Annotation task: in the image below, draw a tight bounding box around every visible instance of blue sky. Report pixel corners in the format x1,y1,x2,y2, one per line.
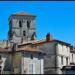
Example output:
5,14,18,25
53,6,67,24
0,1,75,45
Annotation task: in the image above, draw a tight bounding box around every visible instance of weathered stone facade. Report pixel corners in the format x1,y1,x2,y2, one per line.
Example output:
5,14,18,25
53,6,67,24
8,12,36,44
32,39,73,74
0,12,44,74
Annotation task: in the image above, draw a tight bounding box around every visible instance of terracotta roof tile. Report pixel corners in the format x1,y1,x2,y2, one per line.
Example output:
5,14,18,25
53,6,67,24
17,46,40,52
12,12,35,16
16,44,44,54
0,47,11,52
33,39,71,46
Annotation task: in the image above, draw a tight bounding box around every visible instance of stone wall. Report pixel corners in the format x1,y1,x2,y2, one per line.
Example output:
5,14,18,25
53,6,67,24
36,42,57,74
8,15,36,44
0,53,12,74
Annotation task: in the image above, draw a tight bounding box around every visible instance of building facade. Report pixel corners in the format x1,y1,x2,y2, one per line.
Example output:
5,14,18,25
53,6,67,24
0,43,44,74
32,35,71,74
70,47,75,65
0,12,44,74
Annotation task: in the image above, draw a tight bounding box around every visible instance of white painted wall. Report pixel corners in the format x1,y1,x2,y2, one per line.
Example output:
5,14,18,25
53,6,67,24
70,52,75,64
56,44,70,57
40,59,44,74
21,52,44,74
56,43,70,69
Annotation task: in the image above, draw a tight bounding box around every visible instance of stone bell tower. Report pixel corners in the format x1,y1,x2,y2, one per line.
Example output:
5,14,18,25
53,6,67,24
8,12,36,44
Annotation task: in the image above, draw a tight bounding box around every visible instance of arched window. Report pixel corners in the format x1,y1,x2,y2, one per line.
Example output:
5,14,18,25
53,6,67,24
19,21,22,27
27,21,31,29
23,31,26,36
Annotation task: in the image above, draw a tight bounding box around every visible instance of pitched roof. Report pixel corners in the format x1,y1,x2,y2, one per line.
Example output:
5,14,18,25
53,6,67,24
53,39,71,46
32,39,71,46
16,46,44,54
0,47,11,52
12,12,35,16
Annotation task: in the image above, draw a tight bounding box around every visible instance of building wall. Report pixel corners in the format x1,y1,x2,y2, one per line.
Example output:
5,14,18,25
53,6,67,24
70,52,75,64
21,52,44,74
37,42,57,74
12,52,22,74
56,43,70,69
0,53,12,74
37,42,71,74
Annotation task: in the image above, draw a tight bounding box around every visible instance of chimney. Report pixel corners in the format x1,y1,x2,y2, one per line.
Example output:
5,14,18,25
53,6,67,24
46,32,52,42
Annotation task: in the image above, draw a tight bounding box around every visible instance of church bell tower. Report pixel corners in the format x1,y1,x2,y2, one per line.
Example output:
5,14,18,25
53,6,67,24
8,12,36,44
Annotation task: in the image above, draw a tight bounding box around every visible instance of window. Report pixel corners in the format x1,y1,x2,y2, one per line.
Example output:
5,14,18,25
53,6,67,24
27,21,31,29
19,21,22,27
0,55,1,60
72,54,73,61
31,54,33,59
0,66,1,74
23,31,26,36
61,56,63,65
66,57,68,65
29,64,33,74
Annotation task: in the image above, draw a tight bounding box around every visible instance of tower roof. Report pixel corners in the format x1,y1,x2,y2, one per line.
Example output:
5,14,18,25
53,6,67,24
12,12,35,16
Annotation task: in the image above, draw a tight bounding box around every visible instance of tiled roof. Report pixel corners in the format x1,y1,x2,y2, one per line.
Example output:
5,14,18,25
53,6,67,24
0,47,11,52
16,46,44,53
12,12,35,16
32,39,71,46
53,39,71,46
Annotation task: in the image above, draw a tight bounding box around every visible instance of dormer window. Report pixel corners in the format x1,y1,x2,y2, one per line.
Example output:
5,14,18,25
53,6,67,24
19,21,22,27
27,21,31,29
